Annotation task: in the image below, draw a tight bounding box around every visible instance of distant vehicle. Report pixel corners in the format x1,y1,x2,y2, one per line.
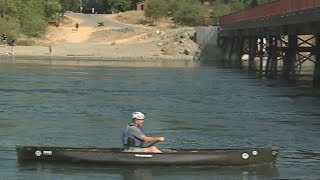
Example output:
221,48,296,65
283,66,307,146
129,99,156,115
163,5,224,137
48,22,59,27
66,11,74,13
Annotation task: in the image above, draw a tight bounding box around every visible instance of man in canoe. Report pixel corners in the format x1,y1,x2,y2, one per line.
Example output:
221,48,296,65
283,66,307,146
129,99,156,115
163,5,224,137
122,112,165,153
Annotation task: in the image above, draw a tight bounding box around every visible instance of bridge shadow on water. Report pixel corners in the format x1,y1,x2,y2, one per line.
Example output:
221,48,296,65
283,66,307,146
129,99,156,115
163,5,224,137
199,57,319,89
17,161,279,179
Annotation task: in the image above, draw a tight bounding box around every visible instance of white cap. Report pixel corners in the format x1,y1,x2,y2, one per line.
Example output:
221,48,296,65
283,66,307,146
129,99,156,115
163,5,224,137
132,112,145,120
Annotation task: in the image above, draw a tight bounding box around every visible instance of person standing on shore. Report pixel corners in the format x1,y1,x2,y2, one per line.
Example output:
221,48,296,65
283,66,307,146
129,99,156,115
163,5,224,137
7,39,16,55
1,34,7,46
75,23,79,31
48,45,52,55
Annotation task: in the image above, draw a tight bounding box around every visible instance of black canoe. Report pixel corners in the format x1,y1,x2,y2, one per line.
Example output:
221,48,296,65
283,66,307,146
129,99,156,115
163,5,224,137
16,146,278,166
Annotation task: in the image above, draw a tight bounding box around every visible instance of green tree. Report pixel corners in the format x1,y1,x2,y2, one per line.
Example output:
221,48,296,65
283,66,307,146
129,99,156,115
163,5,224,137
44,0,62,21
144,0,170,22
0,0,21,38
172,0,205,26
0,0,18,18
108,0,131,12
0,0,62,38
230,0,247,12
59,0,80,12
249,0,258,7
210,0,231,24
0,16,20,38
16,0,46,37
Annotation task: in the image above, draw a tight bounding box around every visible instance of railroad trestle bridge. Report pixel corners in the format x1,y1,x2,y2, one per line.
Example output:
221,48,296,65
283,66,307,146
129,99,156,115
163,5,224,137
217,0,320,87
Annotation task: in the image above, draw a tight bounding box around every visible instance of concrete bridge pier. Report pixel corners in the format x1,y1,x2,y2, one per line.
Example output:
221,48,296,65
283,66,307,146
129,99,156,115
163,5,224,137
313,34,320,88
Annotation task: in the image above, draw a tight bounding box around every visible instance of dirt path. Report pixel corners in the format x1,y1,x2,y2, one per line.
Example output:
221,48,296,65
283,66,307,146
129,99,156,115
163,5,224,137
45,13,153,44
39,13,169,58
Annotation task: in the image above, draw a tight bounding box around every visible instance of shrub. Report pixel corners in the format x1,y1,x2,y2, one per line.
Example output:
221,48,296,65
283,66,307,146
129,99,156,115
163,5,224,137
172,0,205,26
20,14,47,37
144,0,170,22
16,38,37,46
210,1,231,25
0,17,21,39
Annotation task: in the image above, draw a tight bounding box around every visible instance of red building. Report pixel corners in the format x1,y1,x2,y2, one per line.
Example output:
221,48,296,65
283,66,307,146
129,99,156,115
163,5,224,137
136,2,145,11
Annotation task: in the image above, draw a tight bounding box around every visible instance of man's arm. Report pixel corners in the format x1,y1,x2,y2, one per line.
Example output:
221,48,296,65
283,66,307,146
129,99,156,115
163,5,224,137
140,135,165,142
129,126,165,142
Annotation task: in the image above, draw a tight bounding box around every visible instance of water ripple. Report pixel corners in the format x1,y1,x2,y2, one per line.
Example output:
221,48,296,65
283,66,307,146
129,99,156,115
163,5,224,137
0,65,320,179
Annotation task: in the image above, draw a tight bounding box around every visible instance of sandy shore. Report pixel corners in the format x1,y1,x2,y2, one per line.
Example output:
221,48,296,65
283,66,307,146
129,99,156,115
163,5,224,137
0,13,199,67
0,43,197,67
0,55,199,68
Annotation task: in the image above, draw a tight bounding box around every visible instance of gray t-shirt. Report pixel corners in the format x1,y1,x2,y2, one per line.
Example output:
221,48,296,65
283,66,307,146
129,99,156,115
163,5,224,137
127,125,145,140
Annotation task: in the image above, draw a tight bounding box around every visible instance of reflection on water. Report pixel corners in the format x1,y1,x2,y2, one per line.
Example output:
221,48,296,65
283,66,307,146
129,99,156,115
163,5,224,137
17,162,279,180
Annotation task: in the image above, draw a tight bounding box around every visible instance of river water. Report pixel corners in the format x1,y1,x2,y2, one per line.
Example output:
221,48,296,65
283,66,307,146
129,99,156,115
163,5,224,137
0,63,320,179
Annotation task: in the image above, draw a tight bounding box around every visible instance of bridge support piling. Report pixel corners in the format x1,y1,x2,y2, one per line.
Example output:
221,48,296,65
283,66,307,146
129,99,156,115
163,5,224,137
225,37,242,67
248,36,257,71
238,37,245,66
220,37,227,64
265,36,279,78
283,35,297,79
226,37,234,67
222,37,232,67
230,37,240,67
258,37,265,75
271,36,279,77
313,34,320,88
266,36,277,77
233,37,242,67
227,37,233,60
219,37,227,64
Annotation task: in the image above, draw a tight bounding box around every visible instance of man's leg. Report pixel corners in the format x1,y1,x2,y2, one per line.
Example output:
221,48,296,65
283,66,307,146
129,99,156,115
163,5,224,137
146,146,162,153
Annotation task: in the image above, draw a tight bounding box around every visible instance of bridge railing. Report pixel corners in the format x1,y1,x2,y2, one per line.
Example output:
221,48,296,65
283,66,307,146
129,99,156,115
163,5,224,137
219,0,320,27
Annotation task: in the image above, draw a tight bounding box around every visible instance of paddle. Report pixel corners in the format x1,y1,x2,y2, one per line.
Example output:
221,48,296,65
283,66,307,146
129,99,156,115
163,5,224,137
145,140,160,148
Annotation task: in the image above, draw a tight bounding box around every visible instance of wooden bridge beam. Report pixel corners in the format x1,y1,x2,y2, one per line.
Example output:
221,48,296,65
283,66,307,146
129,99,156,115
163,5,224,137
313,34,320,88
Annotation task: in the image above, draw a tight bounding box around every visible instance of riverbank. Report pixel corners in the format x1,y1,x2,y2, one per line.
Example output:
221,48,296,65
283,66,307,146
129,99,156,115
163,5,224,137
0,43,198,67
0,56,199,67
0,12,200,67
0,52,199,67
